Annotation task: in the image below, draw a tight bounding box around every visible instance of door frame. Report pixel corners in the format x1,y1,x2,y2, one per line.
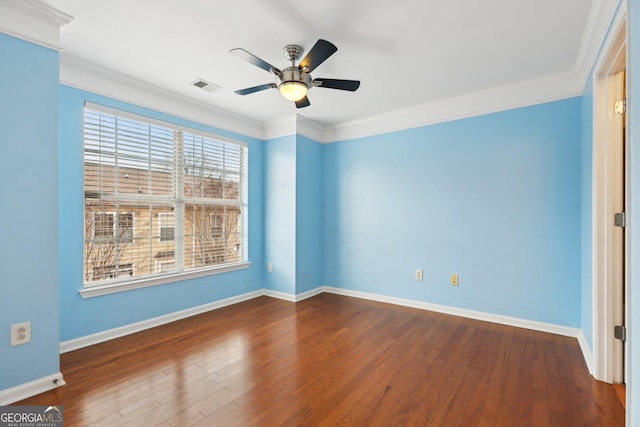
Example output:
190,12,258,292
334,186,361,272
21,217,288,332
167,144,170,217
592,6,627,384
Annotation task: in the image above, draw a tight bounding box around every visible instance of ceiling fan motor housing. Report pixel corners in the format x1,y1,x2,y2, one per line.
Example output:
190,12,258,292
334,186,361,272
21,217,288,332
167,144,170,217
280,66,311,89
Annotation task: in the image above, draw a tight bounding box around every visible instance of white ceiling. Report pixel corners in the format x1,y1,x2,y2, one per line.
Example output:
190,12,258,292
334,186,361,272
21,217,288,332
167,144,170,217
43,0,594,127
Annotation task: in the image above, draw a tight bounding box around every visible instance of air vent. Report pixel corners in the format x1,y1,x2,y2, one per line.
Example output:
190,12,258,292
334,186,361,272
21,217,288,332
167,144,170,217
191,78,221,92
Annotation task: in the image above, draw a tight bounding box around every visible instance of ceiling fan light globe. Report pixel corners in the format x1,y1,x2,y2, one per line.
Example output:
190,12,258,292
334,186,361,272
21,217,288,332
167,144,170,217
279,81,308,102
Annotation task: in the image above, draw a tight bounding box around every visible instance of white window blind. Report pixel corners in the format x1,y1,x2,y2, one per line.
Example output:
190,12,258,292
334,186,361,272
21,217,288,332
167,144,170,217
83,103,248,288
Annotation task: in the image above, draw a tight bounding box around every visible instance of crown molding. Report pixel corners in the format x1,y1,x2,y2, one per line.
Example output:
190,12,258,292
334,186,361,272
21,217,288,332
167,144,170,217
1,1,614,145
309,0,621,144
55,0,613,146
262,69,583,143
574,0,622,89
60,53,264,140
262,115,328,143
325,70,582,143
59,57,586,145
263,115,296,140
0,0,73,51
296,115,328,143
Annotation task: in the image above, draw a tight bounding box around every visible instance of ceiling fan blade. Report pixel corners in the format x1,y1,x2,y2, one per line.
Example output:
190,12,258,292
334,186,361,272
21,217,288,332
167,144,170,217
229,48,282,76
295,96,311,108
299,39,337,72
313,78,360,91
234,83,277,95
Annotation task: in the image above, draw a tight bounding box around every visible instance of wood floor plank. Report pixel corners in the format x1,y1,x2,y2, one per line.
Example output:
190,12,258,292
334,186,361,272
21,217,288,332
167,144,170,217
614,383,626,409
15,294,624,426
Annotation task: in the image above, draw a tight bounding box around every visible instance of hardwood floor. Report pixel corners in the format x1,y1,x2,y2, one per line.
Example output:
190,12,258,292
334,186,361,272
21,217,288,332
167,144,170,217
613,384,626,410
17,294,624,426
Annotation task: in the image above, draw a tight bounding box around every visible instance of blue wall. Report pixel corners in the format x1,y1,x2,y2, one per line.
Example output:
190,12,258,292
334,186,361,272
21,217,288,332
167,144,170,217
263,133,324,295
58,85,265,341
324,98,582,327
295,135,324,294
263,135,297,294
0,34,60,389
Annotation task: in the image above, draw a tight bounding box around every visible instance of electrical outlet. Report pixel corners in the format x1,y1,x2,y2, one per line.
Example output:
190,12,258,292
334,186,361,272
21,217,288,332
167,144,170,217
11,322,31,346
267,263,273,273
451,274,459,286
415,269,423,281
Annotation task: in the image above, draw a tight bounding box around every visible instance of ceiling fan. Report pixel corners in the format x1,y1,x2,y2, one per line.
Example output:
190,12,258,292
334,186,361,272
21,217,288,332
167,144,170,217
230,39,360,108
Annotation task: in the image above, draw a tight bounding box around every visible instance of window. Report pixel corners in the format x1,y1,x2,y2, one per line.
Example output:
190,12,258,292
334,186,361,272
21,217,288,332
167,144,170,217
93,212,133,243
157,260,176,273
210,212,223,237
159,213,175,242
83,103,248,289
93,263,134,281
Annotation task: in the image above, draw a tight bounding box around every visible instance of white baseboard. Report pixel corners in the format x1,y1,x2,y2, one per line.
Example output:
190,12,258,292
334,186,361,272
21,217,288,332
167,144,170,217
62,287,326,353
577,330,595,375
59,285,589,367
62,285,585,353
322,286,582,339
263,289,296,302
0,373,65,405
294,287,324,301
5,286,588,407
60,289,264,353
263,286,324,302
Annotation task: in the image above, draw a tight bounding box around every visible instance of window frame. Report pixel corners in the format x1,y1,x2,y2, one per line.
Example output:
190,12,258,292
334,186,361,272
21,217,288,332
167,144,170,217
81,102,250,299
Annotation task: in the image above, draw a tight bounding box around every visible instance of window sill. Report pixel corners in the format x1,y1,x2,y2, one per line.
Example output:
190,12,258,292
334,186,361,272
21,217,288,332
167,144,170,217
79,261,251,299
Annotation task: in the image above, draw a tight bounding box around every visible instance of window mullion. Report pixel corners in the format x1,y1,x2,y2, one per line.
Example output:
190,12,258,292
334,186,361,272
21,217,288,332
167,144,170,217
113,116,120,271
174,130,185,272
240,146,248,261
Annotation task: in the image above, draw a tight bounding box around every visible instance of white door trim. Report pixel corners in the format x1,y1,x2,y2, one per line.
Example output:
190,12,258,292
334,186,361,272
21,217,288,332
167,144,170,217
592,3,627,383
